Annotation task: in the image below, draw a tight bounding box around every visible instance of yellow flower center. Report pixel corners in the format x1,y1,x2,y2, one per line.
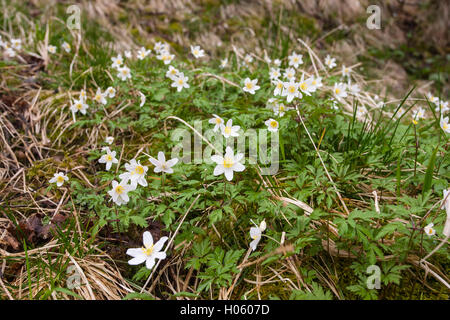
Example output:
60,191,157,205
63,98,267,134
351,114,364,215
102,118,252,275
194,50,199,55
412,119,418,125
135,165,144,175
223,157,234,168
178,79,184,85
57,176,64,183
279,105,285,111
300,83,307,90
335,88,340,94
289,86,296,94
115,185,124,194
277,82,283,89
76,103,82,110
215,118,222,124
270,121,278,128
224,126,231,135
141,244,154,256
246,82,253,89
117,59,122,65
443,123,448,130
106,154,112,161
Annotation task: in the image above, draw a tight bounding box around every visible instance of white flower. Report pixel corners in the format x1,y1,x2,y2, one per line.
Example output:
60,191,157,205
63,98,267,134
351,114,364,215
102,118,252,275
356,106,368,119
273,102,290,117
265,118,279,132
93,88,107,105
412,107,425,124
117,66,131,81
298,73,314,96
149,151,178,174
249,220,266,251
333,82,347,101
208,114,224,132
126,231,168,269
348,81,360,95
105,136,114,145
191,45,205,58
211,146,245,181
435,100,449,114
79,89,87,101
171,73,189,92
108,179,132,206
220,58,228,69
70,99,89,115
273,59,281,67
324,55,336,69
282,80,301,103
48,45,57,54
98,148,118,171
424,223,436,237
243,54,253,66
105,87,116,98
119,159,148,187
111,54,123,69
166,66,179,80
4,47,16,58
440,116,450,133
342,65,351,77
153,41,166,53
269,68,281,81
273,79,284,96
242,78,260,95
137,47,151,60
283,67,296,81
288,52,303,68
397,107,406,118
124,50,132,58
220,119,240,138
62,41,71,53
426,92,439,104
138,91,146,107
49,172,69,187
10,39,21,50
157,50,174,65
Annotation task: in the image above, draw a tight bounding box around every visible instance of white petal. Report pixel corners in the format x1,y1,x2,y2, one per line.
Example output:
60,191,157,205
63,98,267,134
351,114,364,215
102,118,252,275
166,158,178,167
149,157,160,167
153,251,167,260
224,168,234,181
128,255,147,265
233,162,245,172
211,155,223,164
145,257,156,269
143,231,153,247
126,248,143,258
213,165,225,176
153,236,168,252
